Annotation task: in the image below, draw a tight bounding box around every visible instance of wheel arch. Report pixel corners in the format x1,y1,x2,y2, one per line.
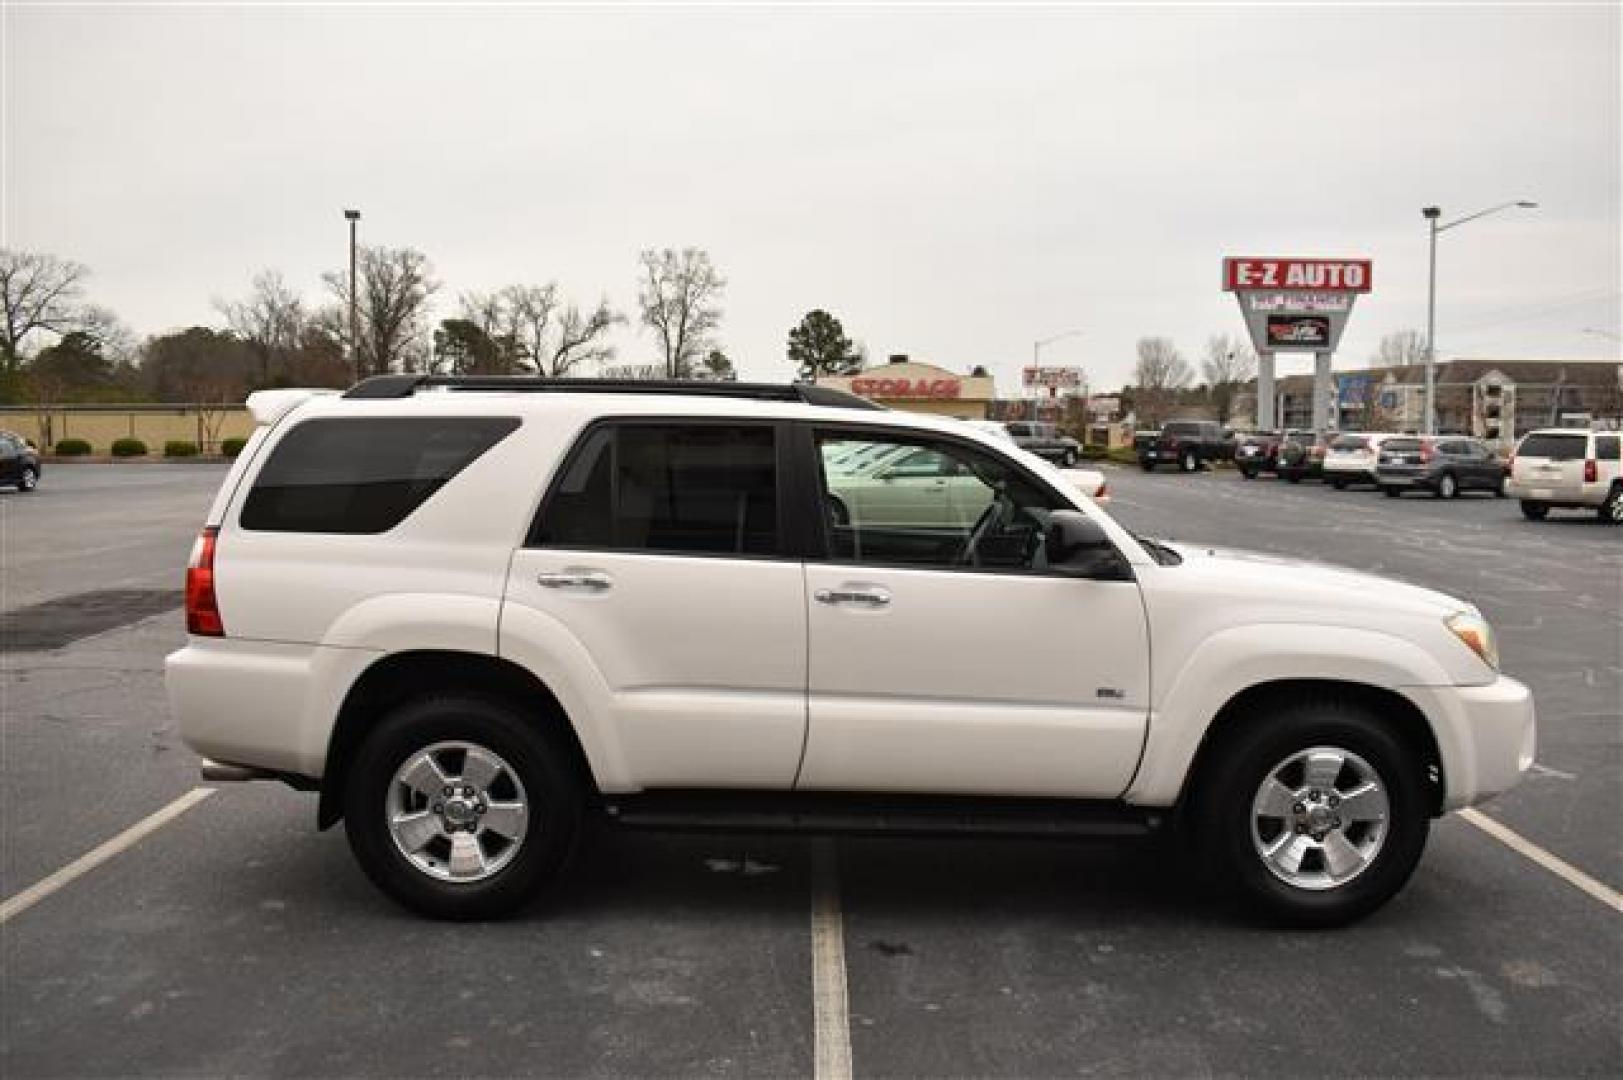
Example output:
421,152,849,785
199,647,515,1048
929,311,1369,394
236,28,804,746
318,650,598,829
1176,678,1445,819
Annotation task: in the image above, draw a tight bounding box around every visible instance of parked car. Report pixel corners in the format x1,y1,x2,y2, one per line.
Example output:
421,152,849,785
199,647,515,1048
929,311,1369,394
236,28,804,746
1275,431,1332,483
0,431,41,492
1134,420,1234,472
1376,437,1507,499
1003,421,1083,466
963,421,1108,501
1233,431,1284,479
168,375,1533,927
1505,428,1623,522
1323,433,1401,490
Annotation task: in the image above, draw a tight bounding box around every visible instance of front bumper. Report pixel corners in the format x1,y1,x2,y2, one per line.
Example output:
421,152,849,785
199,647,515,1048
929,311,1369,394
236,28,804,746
1401,676,1536,810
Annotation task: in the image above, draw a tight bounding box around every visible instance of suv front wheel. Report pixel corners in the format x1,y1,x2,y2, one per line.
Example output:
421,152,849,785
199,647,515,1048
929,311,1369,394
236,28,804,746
344,693,583,920
1193,698,1429,928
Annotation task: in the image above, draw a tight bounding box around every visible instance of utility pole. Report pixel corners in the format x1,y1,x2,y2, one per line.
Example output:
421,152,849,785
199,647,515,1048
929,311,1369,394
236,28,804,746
344,209,361,381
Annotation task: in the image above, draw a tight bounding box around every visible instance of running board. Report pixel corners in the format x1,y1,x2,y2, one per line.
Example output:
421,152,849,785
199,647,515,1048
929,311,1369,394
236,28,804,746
600,791,1165,839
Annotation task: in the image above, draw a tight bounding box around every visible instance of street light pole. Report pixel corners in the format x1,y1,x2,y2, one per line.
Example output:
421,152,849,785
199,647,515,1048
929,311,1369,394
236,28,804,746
344,209,361,381
1420,199,1537,434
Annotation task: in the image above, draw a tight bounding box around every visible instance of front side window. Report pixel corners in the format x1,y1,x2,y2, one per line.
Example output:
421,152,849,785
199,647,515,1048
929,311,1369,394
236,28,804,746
241,417,520,534
816,433,1063,570
534,423,778,557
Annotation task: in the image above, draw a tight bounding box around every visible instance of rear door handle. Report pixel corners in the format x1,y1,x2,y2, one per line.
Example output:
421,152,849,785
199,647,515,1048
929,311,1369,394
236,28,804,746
815,586,891,608
537,569,613,593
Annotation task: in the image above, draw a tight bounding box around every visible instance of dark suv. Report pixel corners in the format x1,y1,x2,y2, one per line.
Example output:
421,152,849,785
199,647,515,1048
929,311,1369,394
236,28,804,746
1275,431,1331,483
0,431,41,492
1377,437,1507,499
1134,420,1233,472
1003,421,1082,466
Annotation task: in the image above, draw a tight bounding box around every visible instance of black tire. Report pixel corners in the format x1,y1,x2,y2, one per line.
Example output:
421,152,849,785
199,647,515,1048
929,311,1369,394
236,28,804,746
1520,500,1549,521
1141,461,1155,472
1239,467,1257,480
344,693,584,920
1494,474,1508,499
17,466,38,492
1180,450,1198,473
1062,449,1078,468
1329,477,1347,490
1285,472,1302,484
1192,696,1431,928
1382,486,1400,498
1435,472,1458,500
1600,485,1623,525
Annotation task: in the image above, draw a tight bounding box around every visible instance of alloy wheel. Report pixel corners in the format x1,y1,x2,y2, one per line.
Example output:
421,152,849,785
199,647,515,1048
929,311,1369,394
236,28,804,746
386,740,530,882
1250,746,1389,891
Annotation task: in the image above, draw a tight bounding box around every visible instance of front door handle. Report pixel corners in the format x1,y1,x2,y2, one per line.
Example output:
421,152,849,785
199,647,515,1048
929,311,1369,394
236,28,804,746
537,569,613,593
814,586,891,608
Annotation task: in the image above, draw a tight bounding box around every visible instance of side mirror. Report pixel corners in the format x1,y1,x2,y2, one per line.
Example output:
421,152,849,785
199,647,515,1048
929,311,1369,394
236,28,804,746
1045,510,1131,580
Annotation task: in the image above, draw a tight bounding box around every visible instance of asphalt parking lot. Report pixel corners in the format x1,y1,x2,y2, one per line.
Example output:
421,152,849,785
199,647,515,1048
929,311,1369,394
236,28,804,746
2,463,1619,1078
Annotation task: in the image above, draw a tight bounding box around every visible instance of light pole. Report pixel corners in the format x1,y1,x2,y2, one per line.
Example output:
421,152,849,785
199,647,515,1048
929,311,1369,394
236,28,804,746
344,209,361,381
1032,329,1085,420
1422,200,1537,434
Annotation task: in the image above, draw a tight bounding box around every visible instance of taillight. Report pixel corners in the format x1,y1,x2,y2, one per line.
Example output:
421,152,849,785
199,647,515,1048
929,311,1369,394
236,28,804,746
186,526,224,636
1584,459,1598,483
1420,440,1434,464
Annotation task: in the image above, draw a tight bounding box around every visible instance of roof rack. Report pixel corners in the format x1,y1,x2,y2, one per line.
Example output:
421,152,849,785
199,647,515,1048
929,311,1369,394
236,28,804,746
341,374,883,411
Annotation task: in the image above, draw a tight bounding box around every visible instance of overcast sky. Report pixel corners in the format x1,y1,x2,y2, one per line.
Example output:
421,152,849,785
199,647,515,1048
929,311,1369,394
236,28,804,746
6,3,1619,393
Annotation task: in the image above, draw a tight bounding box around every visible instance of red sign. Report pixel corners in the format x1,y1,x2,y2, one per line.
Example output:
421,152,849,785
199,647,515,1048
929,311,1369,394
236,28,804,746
850,377,962,399
1223,258,1373,293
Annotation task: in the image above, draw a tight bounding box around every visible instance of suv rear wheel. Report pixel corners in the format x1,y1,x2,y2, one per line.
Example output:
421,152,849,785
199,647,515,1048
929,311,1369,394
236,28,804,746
1193,698,1429,928
1435,472,1459,500
1601,486,1623,524
1180,449,1198,473
344,694,583,920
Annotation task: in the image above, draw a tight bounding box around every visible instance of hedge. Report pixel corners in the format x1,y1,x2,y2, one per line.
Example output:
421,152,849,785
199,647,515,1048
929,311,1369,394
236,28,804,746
54,438,93,456
221,437,248,458
163,440,200,458
111,437,149,458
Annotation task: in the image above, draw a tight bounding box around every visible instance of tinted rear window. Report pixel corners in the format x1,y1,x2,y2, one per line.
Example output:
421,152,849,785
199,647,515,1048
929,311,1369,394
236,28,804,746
1330,436,1369,450
1383,438,1423,452
1517,433,1587,461
241,417,519,533
533,423,778,556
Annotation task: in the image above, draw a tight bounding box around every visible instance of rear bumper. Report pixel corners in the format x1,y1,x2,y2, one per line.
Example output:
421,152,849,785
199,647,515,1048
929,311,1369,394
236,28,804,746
1376,469,1433,489
1401,676,1536,810
1504,479,1599,506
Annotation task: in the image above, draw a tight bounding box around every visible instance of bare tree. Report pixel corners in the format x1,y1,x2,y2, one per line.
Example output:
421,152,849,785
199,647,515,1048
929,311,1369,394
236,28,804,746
544,297,621,377
638,248,724,378
324,246,440,377
1202,333,1257,423
1133,337,1192,427
1374,329,1427,368
0,250,90,372
216,271,306,386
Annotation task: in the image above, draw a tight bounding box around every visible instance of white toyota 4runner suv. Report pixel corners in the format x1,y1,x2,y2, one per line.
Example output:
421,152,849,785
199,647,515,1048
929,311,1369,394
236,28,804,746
167,377,1535,926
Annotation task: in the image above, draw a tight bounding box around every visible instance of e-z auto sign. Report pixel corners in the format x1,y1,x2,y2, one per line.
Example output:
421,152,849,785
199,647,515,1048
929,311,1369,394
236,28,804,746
1223,258,1373,293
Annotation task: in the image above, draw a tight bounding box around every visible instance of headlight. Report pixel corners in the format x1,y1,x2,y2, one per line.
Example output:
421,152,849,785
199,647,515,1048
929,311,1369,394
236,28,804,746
1446,612,1499,671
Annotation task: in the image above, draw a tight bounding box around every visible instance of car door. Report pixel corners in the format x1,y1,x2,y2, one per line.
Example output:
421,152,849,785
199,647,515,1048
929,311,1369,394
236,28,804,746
504,420,808,790
801,426,1151,798
0,436,19,484
1465,440,1499,490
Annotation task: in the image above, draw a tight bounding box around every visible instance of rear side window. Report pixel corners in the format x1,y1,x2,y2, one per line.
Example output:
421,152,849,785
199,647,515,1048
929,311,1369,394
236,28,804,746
1517,433,1587,461
241,417,519,534
1597,435,1620,460
534,423,778,556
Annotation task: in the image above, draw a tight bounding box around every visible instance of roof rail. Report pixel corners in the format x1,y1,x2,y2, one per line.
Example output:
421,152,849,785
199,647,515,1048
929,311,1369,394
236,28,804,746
341,374,884,411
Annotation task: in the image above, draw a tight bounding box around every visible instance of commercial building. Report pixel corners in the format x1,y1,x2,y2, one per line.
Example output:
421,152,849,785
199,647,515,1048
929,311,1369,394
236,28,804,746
1236,358,1621,440
817,356,996,419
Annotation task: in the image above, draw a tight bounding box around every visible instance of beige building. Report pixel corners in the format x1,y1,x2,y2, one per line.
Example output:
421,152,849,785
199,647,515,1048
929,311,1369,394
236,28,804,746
817,357,995,419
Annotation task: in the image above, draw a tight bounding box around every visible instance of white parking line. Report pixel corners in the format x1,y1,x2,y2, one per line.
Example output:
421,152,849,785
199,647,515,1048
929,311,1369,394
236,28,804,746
811,839,853,1080
0,787,216,924
1459,808,1623,915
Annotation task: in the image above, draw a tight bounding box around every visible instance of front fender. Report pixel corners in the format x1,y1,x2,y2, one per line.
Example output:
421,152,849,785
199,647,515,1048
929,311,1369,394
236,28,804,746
1125,623,1455,806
